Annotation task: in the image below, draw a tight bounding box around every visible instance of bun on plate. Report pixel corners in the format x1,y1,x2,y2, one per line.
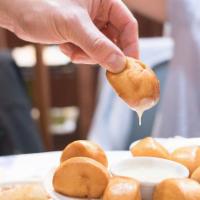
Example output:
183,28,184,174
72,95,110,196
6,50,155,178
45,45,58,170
153,178,200,200
0,184,48,200
53,157,110,198
171,146,200,174
191,166,200,183
130,137,169,159
103,176,141,200
106,57,160,113
60,140,108,167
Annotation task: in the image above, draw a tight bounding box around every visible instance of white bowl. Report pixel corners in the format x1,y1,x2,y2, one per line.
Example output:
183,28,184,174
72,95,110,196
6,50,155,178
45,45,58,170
111,157,189,200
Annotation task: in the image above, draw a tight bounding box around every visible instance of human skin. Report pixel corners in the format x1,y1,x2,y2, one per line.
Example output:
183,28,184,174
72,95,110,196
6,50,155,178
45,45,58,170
123,0,166,22
0,0,139,72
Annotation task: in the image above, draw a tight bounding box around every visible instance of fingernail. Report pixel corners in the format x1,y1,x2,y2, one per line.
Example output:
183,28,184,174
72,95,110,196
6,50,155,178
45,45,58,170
106,54,126,73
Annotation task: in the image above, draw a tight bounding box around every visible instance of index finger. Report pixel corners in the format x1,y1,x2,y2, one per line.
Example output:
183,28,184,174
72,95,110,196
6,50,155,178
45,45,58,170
108,0,139,58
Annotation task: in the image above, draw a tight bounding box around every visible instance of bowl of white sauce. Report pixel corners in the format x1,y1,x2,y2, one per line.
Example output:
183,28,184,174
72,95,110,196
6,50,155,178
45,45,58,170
111,157,189,200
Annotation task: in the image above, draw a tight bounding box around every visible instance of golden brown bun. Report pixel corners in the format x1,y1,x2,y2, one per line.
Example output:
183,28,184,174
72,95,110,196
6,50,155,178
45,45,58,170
106,57,160,112
130,137,169,159
103,176,141,200
60,140,108,167
53,157,110,198
153,178,200,200
171,146,200,174
0,184,48,200
191,166,200,183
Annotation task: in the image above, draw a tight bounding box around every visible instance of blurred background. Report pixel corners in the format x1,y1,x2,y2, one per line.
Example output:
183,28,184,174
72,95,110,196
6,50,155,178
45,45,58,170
0,5,172,155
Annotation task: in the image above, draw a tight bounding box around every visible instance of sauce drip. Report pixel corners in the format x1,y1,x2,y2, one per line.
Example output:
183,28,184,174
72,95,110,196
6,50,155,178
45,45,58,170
136,109,144,126
132,99,157,126
130,107,144,126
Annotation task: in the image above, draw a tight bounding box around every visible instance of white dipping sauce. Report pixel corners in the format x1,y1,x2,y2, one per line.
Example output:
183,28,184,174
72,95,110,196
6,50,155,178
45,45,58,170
119,166,181,183
111,158,189,184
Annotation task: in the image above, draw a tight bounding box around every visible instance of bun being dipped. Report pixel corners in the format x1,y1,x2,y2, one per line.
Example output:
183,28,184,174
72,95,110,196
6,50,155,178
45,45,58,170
106,57,160,125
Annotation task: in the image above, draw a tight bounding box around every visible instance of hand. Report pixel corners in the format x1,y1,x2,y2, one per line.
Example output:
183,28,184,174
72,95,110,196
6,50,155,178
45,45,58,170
4,0,139,72
124,0,166,22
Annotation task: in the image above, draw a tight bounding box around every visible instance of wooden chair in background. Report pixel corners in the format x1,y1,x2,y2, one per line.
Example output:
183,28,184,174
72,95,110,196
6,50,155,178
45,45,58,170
0,28,98,151
0,28,53,150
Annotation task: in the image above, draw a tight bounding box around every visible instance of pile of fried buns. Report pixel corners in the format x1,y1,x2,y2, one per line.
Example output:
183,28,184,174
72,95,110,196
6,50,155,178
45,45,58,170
131,137,200,200
53,140,141,199
53,138,200,200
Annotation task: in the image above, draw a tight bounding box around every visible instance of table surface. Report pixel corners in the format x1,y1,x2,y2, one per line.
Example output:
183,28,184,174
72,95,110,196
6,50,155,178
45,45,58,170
0,151,131,184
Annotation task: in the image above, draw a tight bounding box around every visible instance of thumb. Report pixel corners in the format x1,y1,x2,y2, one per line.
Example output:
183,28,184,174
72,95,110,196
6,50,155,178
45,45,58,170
70,15,126,73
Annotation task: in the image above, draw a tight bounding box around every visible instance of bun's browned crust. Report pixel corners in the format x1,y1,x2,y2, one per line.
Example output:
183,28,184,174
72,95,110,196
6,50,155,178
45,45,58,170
153,178,200,200
103,176,141,200
171,146,200,174
191,166,200,183
130,137,169,159
60,140,108,167
53,157,110,198
0,184,49,200
106,57,160,112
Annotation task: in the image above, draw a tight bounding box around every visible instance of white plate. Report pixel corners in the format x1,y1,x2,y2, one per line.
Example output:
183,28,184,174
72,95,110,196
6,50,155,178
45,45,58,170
0,180,42,190
43,168,100,200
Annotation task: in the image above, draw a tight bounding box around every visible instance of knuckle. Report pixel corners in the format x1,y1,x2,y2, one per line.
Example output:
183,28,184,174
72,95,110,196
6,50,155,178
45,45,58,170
21,14,32,27
90,37,110,58
61,12,82,40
